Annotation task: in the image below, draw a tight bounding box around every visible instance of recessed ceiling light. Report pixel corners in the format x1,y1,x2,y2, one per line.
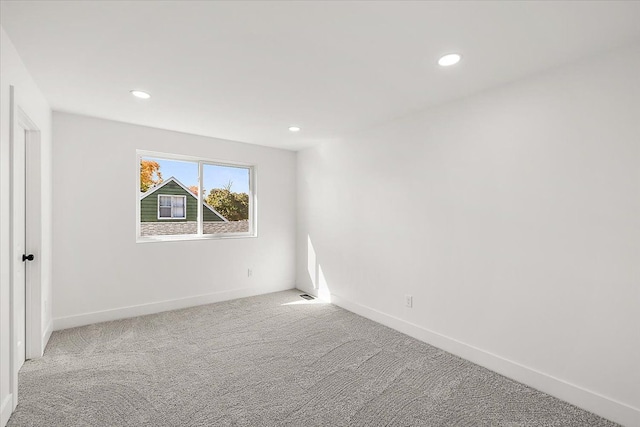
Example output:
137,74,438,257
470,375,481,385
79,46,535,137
288,126,301,132
438,53,462,67
130,90,151,99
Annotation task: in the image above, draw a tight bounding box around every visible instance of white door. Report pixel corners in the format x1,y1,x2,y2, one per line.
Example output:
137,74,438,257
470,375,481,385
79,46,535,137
13,125,27,372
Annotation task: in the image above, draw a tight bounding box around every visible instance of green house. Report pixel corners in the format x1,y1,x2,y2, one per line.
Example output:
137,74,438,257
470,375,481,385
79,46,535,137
140,177,227,222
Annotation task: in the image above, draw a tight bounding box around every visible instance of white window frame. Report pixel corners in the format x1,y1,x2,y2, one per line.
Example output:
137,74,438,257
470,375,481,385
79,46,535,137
157,195,187,220
137,150,257,242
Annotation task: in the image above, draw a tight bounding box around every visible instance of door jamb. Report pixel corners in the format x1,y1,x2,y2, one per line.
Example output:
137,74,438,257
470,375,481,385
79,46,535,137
9,86,42,412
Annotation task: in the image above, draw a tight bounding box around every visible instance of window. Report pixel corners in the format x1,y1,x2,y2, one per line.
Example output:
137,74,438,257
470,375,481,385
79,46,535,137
137,150,255,241
158,195,186,219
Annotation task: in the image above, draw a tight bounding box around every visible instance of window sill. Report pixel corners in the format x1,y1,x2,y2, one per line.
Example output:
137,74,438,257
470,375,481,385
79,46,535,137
136,233,257,243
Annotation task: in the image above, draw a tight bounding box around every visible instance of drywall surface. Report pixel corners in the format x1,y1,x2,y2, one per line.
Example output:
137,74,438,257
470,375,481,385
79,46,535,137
52,113,296,326
297,45,640,425
0,26,52,426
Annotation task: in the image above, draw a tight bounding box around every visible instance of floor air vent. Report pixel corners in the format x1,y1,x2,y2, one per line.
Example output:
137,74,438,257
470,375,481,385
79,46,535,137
300,294,315,300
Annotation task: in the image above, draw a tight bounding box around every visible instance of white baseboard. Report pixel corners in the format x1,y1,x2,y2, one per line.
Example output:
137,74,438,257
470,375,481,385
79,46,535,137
53,283,295,331
305,287,639,427
42,320,53,354
1,394,13,427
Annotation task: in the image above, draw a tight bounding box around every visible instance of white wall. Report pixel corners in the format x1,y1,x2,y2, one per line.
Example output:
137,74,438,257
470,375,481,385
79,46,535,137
297,45,640,426
52,113,296,328
0,26,53,426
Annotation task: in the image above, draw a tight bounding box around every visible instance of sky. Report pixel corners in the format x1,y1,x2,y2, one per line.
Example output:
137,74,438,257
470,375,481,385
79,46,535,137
144,157,250,194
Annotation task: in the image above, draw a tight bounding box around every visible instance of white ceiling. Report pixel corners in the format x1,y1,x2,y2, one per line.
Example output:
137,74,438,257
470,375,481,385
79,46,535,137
2,1,640,151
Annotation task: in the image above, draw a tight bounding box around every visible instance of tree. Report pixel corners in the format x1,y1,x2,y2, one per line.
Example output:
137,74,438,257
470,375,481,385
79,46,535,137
205,181,249,221
140,160,163,192
188,185,200,196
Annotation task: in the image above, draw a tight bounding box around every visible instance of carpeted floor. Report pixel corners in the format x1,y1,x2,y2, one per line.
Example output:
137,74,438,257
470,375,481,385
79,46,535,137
8,290,617,426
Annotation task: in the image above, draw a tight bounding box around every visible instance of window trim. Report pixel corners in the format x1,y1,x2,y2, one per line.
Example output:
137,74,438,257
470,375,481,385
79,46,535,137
136,150,257,242
157,195,187,220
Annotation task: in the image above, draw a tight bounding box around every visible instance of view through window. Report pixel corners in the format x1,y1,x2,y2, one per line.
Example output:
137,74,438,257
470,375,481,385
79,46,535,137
138,152,254,239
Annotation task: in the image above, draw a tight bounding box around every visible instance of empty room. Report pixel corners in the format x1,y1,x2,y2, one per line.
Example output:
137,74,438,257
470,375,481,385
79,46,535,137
1,1,638,426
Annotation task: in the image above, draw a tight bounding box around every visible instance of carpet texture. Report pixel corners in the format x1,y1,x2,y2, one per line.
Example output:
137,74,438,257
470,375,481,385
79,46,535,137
8,290,617,426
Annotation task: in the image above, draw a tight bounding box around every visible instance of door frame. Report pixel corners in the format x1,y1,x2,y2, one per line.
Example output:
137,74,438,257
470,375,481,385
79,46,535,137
9,85,43,411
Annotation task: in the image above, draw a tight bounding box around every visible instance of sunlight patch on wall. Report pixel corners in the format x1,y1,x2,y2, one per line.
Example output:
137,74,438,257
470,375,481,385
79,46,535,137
307,235,331,301
318,265,331,302
308,235,317,289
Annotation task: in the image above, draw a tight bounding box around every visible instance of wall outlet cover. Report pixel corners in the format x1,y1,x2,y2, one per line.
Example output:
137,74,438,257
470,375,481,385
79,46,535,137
405,295,413,308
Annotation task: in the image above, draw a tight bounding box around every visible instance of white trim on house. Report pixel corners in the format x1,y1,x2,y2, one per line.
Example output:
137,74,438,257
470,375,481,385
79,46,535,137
157,194,187,220
141,176,228,222
139,176,183,199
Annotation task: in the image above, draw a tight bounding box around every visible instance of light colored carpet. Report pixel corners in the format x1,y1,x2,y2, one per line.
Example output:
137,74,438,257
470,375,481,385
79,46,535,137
9,290,616,426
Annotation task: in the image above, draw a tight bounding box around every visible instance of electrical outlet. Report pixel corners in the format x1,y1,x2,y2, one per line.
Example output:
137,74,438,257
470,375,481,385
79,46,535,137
247,269,252,277
405,295,413,308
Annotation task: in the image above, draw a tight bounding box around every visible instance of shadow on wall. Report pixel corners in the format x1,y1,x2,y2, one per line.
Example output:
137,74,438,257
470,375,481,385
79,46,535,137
307,235,331,301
